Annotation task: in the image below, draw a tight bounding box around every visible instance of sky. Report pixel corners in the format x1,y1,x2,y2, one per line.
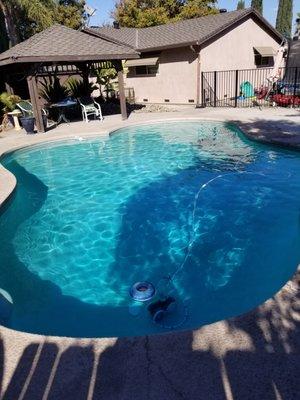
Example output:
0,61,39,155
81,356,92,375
87,0,299,31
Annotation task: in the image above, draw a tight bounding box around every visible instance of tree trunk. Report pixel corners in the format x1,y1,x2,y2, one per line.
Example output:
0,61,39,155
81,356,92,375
0,0,19,46
276,0,293,38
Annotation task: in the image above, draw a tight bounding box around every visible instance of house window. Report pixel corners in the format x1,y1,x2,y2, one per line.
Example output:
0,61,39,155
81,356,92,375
126,54,160,77
130,64,159,76
255,55,274,67
253,47,274,67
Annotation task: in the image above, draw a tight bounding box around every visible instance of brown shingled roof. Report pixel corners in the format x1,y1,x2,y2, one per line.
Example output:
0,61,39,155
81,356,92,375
0,24,138,66
86,8,282,52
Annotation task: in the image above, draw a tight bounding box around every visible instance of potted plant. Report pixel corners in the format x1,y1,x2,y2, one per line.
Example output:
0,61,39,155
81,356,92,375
0,92,21,128
19,112,36,134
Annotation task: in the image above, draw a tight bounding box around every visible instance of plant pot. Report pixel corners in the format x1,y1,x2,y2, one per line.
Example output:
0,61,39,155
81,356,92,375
20,117,35,134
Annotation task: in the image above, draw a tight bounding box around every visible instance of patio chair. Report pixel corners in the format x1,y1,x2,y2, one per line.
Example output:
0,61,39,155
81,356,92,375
78,96,103,123
17,100,48,130
17,100,48,117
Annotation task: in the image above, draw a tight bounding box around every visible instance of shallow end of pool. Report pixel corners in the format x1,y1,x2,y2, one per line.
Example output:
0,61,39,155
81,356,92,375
0,264,299,343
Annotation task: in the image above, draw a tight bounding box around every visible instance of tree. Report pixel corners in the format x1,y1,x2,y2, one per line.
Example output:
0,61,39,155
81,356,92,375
178,0,218,20
0,0,85,47
15,0,57,42
276,0,293,37
0,9,9,51
54,0,86,30
0,0,22,46
251,0,263,14
237,0,245,10
113,0,218,28
94,64,118,99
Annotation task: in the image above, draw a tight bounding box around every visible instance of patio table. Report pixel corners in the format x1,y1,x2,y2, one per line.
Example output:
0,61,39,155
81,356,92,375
50,99,77,125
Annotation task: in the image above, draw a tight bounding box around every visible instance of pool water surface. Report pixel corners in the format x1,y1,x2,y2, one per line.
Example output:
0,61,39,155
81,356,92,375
0,121,299,337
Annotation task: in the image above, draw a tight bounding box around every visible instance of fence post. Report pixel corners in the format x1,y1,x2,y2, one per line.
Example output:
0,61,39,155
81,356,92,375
213,71,217,107
293,67,298,108
234,70,239,108
201,72,206,107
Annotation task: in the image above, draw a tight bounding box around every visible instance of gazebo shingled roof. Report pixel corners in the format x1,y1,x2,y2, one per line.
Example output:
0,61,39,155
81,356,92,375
0,24,140,132
0,24,138,66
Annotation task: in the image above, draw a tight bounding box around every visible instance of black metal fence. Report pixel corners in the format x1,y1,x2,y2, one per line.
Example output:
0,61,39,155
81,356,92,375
201,66,300,108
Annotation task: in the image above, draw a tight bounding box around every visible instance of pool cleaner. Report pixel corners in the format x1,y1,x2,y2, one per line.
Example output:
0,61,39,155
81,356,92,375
147,296,176,323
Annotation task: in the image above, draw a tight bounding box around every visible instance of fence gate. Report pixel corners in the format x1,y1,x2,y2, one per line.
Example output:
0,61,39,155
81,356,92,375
201,67,300,108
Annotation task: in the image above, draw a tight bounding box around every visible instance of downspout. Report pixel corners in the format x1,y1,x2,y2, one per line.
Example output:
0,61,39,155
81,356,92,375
190,44,201,107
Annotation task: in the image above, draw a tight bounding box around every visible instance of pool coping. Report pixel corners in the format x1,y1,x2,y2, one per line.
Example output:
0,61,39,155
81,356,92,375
0,115,299,397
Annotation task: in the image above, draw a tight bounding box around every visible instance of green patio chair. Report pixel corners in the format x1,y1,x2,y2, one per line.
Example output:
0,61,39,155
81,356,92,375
17,100,47,117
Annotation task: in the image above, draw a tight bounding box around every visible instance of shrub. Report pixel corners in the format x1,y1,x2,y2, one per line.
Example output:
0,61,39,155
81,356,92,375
65,78,97,98
0,92,21,112
39,76,70,104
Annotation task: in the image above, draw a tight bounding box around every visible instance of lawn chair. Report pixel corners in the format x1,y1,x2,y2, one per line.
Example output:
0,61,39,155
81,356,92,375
78,96,103,123
17,100,48,117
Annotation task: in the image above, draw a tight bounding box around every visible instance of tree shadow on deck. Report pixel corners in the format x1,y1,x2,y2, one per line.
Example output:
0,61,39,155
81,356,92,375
232,117,300,151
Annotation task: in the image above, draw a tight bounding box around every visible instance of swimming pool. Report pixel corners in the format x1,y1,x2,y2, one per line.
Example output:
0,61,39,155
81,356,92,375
0,121,299,338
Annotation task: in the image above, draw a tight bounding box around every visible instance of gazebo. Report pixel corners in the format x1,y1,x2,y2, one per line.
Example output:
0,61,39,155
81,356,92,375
0,24,139,132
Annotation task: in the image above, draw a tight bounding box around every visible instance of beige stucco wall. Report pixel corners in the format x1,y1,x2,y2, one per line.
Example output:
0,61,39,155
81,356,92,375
200,17,281,71
125,16,283,105
125,47,198,104
201,18,284,105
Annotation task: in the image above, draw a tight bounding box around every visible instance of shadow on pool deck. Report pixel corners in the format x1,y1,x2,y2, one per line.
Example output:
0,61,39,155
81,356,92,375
0,275,299,399
235,118,300,150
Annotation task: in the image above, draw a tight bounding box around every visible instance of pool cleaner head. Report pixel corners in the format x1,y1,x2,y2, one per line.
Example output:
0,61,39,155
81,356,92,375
147,296,176,323
130,282,156,302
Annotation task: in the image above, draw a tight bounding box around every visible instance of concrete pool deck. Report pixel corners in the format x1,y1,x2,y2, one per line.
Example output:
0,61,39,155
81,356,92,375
0,107,299,399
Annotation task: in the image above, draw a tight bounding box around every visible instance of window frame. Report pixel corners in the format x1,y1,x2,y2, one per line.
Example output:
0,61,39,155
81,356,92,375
128,64,159,77
254,49,274,68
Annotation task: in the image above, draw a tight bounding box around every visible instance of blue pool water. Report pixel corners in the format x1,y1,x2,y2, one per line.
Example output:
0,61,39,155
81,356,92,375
0,121,299,338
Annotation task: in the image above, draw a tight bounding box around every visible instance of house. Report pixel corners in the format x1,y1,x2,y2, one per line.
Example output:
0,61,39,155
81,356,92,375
85,8,284,106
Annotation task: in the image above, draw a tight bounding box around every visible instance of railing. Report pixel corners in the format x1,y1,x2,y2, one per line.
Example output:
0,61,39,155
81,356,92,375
201,66,300,108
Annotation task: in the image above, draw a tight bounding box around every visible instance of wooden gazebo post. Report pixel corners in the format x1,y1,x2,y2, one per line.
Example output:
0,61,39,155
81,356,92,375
27,70,45,133
114,60,127,120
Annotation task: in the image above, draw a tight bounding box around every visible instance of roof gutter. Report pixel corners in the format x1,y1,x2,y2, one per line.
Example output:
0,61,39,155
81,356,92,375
0,53,139,67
